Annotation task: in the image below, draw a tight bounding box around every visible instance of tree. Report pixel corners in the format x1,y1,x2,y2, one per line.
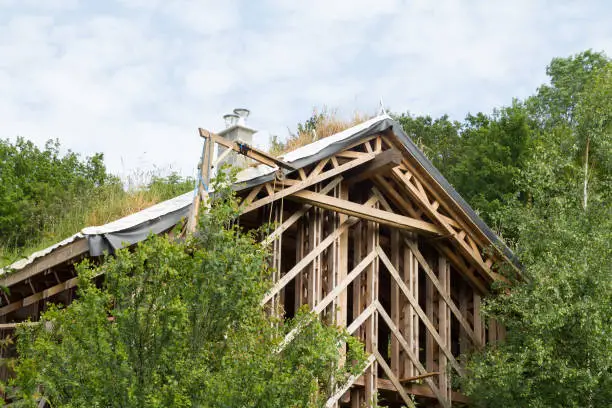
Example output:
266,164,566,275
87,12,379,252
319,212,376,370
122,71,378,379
461,52,612,408
396,106,533,228
0,138,109,249
574,62,612,209
9,173,366,408
461,176,612,408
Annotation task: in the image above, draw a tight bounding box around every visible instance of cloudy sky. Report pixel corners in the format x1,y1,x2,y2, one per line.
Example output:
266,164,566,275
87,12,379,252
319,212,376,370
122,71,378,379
1,0,610,178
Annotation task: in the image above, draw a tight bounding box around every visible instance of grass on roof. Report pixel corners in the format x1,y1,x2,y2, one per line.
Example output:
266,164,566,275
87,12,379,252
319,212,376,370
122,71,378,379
0,172,193,268
269,108,372,156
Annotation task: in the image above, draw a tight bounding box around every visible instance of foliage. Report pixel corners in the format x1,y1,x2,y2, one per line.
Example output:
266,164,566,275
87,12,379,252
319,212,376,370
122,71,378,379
0,138,108,249
396,103,533,228
0,136,193,267
458,51,612,407
9,173,366,408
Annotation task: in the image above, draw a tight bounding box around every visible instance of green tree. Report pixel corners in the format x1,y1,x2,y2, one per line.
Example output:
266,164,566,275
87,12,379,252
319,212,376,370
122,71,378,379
0,138,110,248
462,169,612,408
9,173,366,408
462,52,612,408
396,105,533,227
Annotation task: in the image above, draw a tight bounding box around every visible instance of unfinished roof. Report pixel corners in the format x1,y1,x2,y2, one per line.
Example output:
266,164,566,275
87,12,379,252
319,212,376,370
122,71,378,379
1,115,517,281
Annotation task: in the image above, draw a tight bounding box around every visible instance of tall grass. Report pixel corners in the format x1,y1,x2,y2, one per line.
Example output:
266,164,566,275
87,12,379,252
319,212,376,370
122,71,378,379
270,108,372,156
0,172,193,268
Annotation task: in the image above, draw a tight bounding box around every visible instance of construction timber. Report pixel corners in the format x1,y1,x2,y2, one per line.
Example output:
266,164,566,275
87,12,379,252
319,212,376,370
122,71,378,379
0,116,516,407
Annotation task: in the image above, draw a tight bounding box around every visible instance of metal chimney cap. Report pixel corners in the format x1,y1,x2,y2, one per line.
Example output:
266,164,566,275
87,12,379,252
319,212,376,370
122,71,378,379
223,113,239,128
233,108,250,119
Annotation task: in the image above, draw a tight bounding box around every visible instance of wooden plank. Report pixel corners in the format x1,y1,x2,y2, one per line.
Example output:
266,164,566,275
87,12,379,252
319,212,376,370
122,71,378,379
438,255,451,402
390,229,401,375
425,265,436,373
243,152,378,214
0,238,89,289
347,303,376,334
364,210,379,406
242,184,263,207
294,218,305,310
474,293,484,345
405,240,482,348
375,302,451,408
374,351,417,408
346,148,403,185
404,241,419,378
201,129,295,170
391,167,497,283
399,372,440,383
378,246,465,376
336,181,349,329
261,217,356,305
325,354,375,408
263,177,342,245
288,190,443,235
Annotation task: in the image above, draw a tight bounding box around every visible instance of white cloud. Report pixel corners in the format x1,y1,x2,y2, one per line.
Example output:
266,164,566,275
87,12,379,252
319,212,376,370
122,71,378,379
0,0,610,178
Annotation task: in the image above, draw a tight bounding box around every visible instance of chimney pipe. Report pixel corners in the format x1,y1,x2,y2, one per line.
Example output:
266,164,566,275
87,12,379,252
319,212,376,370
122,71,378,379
223,113,239,128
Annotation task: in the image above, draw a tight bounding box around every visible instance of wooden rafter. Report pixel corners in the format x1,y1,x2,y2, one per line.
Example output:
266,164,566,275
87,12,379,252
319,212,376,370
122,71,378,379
242,151,378,214
390,166,499,284
375,302,450,408
377,246,465,376
287,190,443,235
0,238,89,289
200,128,295,170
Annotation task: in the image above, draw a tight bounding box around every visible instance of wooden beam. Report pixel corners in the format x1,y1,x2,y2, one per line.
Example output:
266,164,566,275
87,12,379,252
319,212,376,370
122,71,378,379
347,303,376,334
263,177,343,245
374,351,417,408
0,237,89,289
288,190,443,235
242,152,377,214
0,269,102,318
325,354,376,408
377,246,465,376
390,167,498,284
405,240,483,348
346,148,403,185
261,194,378,305
353,377,470,404
375,302,451,408
399,372,440,383
200,128,295,170
186,135,213,233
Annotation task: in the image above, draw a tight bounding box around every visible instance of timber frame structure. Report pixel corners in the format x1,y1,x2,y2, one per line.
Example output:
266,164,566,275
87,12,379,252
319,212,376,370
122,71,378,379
0,115,518,407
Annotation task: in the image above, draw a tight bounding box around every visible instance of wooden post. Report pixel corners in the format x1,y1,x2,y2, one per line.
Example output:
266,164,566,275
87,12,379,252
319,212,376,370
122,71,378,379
391,229,401,376
459,282,470,361
336,182,349,328
403,238,419,379
186,135,213,233
426,256,436,374
351,219,364,408
473,293,484,346
364,195,379,406
438,256,451,402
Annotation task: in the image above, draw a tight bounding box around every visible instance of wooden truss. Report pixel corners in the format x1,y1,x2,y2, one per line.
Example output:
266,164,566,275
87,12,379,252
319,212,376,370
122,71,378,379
0,126,511,406
230,133,510,407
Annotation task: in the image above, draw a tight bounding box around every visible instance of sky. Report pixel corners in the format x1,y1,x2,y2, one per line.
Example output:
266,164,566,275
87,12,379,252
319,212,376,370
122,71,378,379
0,0,610,179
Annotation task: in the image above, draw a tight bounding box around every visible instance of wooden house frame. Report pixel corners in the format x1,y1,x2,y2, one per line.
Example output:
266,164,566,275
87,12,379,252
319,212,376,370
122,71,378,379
0,115,517,407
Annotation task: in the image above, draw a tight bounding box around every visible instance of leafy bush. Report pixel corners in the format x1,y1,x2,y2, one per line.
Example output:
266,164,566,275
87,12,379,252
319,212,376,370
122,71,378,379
9,173,366,407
